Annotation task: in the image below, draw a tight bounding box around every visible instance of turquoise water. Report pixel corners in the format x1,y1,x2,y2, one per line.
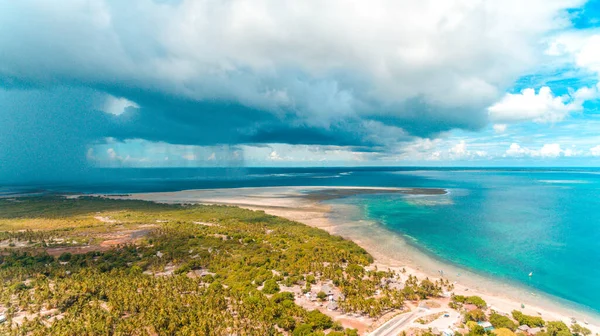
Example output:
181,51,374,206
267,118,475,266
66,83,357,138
7,167,600,314
334,170,600,314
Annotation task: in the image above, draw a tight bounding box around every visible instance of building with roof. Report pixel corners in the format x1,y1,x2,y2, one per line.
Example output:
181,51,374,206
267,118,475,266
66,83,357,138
327,301,339,311
478,322,494,331
518,325,531,332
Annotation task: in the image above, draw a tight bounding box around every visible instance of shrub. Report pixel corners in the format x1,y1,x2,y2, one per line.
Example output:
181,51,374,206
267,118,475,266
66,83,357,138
545,321,571,336
174,264,191,274
452,295,486,308
511,311,544,327
452,295,467,303
293,324,314,336
201,274,215,283
465,309,487,322
276,315,296,331
466,296,487,308
494,328,517,336
490,313,517,331
129,265,143,275
306,309,333,330
346,264,364,277
58,252,72,262
466,322,486,336
284,276,297,287
262,279,280,294
345,330,359,336
572,323,592,336
272,291,295,303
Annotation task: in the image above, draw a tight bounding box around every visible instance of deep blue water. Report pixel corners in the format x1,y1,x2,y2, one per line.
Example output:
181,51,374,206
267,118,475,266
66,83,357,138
3,167,600,313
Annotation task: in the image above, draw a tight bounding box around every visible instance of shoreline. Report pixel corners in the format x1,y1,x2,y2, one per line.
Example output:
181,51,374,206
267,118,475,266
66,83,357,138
324,202,600,325
109,186,600,333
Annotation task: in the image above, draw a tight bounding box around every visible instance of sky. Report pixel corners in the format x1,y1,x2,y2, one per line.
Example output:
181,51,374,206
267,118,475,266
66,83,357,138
2,0,600,182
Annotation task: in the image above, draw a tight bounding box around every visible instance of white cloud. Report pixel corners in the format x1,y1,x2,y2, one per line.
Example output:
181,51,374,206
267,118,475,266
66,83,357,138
591,145,600,156
107,148,117,159
493,124,508,133
575,34,600,74
488,87,581,123
105,148,132,162
449,140,467,156
549,32,600,76
268,150,282,161
396,138,444,161
539,143,563,157
448,140,487,159
505,143,533,157
541,31,600,106
0,0,587,132
563,148,574,157
241,144,371,164
398,138,487,161
505,143,572,158
102,95,139,116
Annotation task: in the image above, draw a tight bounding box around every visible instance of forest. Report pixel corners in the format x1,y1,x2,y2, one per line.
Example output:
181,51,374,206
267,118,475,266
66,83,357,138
0,196,448,335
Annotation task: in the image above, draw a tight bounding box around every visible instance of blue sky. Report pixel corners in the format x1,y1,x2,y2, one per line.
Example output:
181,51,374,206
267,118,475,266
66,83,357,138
2,0,600,181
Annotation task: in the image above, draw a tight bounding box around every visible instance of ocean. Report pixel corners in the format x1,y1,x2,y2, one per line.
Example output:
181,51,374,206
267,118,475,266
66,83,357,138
3,167,600,315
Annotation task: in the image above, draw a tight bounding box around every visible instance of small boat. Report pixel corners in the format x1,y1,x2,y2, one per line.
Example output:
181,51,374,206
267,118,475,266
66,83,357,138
528,272,533,277
584,319,589,325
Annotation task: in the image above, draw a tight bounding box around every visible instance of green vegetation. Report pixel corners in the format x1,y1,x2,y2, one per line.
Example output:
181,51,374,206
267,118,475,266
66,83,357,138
452,295,487,309
511,311,545,328
465,309,487,322
262,279,281,294
0,197,450,335
571,323,592,336
489,313,517,331
539,321,571,336
466,321,486,336
493,328,516,336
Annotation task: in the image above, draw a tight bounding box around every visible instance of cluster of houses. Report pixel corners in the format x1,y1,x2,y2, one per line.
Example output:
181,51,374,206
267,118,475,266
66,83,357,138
303,283,345,311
